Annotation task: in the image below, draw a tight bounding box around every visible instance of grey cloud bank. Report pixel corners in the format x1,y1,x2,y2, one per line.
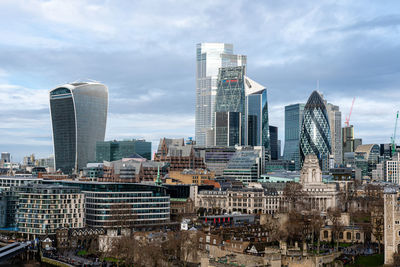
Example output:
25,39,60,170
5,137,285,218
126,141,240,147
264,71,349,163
0,0,399,161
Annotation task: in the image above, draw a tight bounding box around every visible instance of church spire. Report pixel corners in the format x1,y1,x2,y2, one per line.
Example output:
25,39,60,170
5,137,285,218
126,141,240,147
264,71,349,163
155,165,162,186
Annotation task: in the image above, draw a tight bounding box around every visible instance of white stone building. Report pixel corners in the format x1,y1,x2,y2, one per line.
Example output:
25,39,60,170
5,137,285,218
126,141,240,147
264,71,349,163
299,154,338,211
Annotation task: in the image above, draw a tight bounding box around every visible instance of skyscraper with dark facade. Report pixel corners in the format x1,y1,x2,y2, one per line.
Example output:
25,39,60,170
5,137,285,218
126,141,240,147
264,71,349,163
244,77,269,151
215,111,241,147
215,66,246,146
283,103,305,170
269,126,278,160
50,82,108,174
214,67,269,152
300,91,331,171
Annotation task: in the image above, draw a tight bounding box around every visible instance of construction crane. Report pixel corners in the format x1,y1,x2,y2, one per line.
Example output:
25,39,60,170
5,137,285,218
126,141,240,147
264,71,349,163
391,111,399,156
345,97,356,127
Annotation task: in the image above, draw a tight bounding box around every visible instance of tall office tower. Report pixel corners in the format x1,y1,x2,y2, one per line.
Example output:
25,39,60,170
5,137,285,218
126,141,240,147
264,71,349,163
277,140,282,159
215,66,246,145
50,82,108,174
269,126,278,160
342,125,362,158
283,103,305,170
326,103,342,166
215,111,241,146
244,77,269,151
1,153,10,163
300,91,331,171
195,43,246,147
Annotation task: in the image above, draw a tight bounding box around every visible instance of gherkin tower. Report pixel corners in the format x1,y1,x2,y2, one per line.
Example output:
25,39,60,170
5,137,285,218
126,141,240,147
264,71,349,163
300,91,331,170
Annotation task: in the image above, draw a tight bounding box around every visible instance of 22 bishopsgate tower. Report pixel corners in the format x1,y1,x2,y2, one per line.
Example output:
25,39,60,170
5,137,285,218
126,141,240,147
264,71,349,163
49,82,108,174
195,43,246,147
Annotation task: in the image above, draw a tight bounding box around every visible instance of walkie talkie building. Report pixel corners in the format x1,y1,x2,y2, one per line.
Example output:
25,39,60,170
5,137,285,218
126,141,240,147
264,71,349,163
49,82,108,174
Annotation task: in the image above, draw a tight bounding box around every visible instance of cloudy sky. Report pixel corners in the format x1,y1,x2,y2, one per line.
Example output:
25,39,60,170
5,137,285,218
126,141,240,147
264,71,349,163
0,0,399,162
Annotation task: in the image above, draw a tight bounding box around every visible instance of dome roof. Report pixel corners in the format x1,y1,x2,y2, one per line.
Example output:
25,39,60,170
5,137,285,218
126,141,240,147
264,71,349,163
305,91,326,109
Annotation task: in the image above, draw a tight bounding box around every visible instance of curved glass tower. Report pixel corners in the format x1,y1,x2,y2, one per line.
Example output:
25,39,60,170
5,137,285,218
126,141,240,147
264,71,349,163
50,82,108,174
300,91,331,171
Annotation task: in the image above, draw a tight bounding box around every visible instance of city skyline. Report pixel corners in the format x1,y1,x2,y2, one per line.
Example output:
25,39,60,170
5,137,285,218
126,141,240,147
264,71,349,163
1,1,400,161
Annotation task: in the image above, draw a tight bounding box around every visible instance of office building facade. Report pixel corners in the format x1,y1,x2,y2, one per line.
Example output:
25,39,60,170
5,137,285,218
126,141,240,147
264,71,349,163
215,111,241,147
215,66,246,145
244,77,269,151
300,91,331,171
269,126,278,160
283,104,305,170
326,104,342,166
49,82,108,174
195,43,246,147
342,125,362,158
1,153,10,164
96,139,151,162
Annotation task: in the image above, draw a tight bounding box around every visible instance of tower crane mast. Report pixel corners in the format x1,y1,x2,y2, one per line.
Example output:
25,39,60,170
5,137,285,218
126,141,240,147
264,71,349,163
391,111,399,156
345,97,356,127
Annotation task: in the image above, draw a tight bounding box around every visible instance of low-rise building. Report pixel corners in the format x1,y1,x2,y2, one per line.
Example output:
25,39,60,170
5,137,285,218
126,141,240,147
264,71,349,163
166,169,215,185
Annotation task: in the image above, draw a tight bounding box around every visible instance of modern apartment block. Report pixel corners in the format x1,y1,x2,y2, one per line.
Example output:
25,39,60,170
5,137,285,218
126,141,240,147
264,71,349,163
43,180,170,228
49,82,108,174
16,184,84,237
96,139,151,161
386,153,400,184
195,43,246,147
283,103,305,170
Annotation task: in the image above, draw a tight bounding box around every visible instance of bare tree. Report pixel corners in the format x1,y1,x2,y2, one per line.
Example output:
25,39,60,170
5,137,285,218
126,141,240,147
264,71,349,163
308,211,324,255
106,234,137,266
282,182,308,212
327,208,344,251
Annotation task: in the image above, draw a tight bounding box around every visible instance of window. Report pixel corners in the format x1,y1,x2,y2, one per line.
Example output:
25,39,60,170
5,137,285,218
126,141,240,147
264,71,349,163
356,233,361,240
339,232,343,239
324,231,328,238
347,232,351,240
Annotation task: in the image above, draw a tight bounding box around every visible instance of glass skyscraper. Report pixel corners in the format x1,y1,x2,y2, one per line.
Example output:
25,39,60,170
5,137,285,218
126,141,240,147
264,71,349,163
283,103,305,170
300,91,331,171
244,77,269,151
269,126,278,160
195,43,246,147
50,82,108,174
215,111,241,147
215,66,246,145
